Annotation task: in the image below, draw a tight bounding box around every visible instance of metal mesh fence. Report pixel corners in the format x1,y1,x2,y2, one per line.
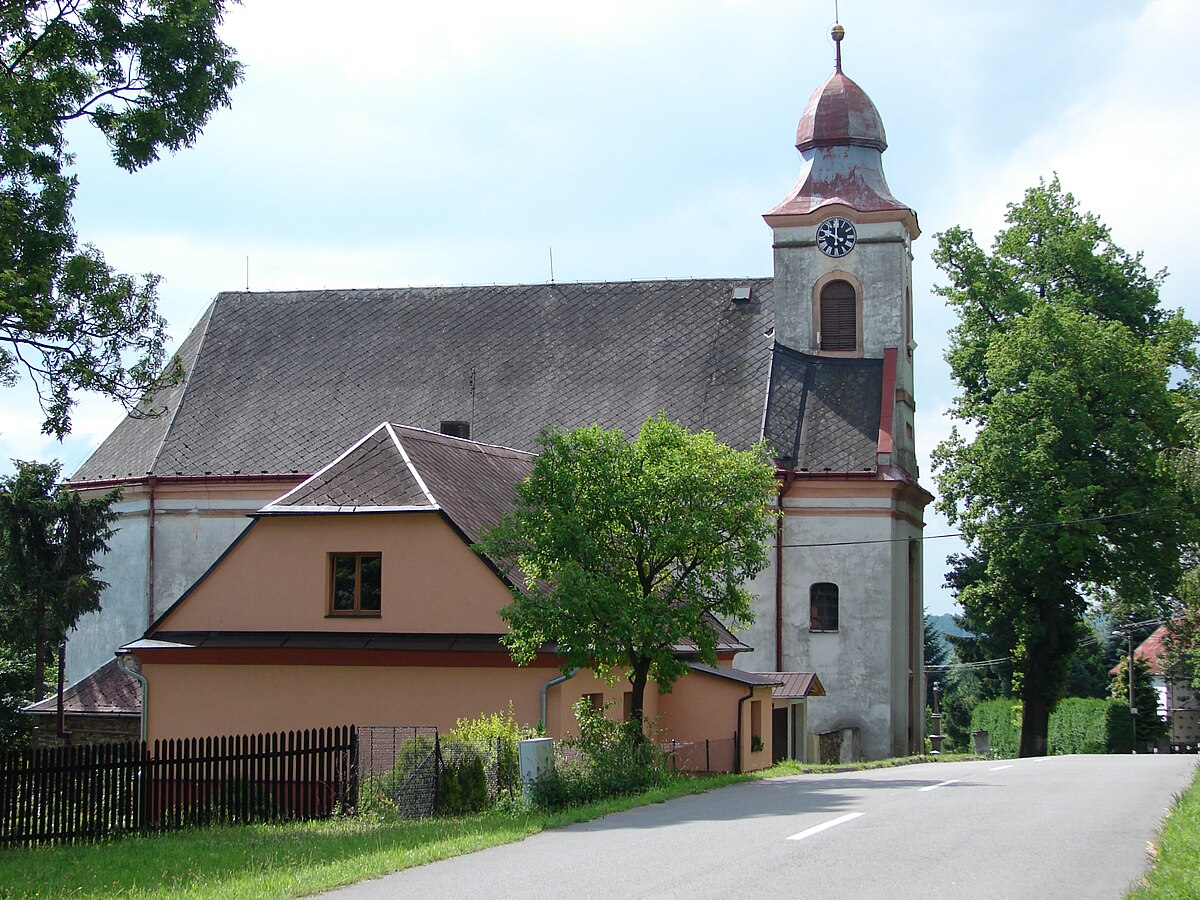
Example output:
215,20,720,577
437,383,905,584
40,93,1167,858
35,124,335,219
355,726,518,818
356,726,440,818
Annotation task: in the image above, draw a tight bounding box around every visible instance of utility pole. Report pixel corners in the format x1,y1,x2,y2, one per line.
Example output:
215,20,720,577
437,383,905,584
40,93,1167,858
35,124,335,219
1113,626,1138,752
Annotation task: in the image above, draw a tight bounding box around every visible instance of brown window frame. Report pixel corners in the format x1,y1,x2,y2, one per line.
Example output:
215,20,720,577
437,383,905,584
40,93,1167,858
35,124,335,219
810,582,839,632
328,552,382,617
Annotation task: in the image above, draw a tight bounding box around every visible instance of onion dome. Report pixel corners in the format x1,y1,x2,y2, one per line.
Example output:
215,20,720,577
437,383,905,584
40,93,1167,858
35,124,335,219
795,70,887,153
763,23,916,235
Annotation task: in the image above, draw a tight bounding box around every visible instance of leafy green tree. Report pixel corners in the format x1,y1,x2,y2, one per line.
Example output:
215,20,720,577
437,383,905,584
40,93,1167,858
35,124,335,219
931,178,1197,756
1109,654,1168,746
1064,622,1116,700
476,414,777,740
0,460,118,718
1,1,242,436
1163,577,1200,690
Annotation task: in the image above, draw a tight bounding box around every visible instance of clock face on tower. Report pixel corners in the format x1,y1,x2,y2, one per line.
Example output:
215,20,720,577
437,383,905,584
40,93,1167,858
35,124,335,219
816,216,857,258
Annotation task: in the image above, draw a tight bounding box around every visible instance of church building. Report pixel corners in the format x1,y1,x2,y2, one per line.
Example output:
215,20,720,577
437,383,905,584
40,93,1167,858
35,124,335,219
59,26,930,760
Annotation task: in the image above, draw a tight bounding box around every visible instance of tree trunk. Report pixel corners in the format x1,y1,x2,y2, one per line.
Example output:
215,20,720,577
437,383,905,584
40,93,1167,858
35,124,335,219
628,657,652,743
1019,685,1052,757
1018,597,1066,757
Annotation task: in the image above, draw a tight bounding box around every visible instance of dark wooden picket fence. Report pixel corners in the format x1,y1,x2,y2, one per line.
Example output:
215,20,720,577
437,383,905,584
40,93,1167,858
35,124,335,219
0,725,358,846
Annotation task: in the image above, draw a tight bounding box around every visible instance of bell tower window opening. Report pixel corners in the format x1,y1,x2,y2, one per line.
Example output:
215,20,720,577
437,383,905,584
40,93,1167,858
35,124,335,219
818,280,857,351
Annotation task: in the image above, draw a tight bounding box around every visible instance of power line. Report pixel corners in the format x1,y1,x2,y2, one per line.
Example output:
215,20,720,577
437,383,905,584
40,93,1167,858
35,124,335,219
923,617,1165,673
778,506,1179,549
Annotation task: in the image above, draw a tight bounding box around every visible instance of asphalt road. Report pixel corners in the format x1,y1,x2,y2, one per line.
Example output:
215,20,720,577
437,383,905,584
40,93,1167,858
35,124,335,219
322,754,1197,899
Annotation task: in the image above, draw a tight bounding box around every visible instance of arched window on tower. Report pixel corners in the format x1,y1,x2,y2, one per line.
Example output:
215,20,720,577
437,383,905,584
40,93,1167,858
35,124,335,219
818,280,857,351
810,582,839,632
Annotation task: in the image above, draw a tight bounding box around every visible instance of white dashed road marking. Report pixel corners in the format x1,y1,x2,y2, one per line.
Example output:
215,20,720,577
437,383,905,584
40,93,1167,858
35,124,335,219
918,779,959,792
989,765,1014,771
787,812,864,841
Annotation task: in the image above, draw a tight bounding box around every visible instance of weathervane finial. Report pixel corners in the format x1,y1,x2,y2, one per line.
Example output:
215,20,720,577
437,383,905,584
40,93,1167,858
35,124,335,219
831,21,845,73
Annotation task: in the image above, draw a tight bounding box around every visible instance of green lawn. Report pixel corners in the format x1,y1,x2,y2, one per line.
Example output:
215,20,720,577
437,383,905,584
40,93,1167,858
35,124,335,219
0,755,971,899
1128,764,1200,899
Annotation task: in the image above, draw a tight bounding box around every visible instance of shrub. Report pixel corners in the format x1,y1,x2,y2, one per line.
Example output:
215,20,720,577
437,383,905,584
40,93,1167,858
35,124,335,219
1049,698,1133,755
436,748,490,815
530,698,669,811
447,703,531,797
970,698,1023,758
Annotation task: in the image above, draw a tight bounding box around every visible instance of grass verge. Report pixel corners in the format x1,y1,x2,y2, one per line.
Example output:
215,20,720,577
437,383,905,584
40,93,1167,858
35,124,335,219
1128,764,1200,899
0,754,970,899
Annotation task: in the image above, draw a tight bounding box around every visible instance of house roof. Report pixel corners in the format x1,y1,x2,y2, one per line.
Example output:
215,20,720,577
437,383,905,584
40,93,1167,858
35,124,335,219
1110,625,1169,676
688,663,783,687
260,423,534,548
24,659,141,717
763,343,883,472
754,671,826,698
72,279,776,482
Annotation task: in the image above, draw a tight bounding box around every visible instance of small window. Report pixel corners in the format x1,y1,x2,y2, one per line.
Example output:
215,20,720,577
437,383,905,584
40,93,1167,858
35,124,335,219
819,280,857,351
329,553,382,616
810,582,839,632
584,693,604,711
440,421,470,439
623,691,634,721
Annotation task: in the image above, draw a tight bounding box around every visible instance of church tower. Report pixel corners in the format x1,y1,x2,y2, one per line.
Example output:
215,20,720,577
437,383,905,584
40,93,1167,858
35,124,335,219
745,25,931,760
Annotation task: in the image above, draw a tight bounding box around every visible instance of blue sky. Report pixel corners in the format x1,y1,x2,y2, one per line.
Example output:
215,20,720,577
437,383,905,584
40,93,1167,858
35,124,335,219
2,0,1197,615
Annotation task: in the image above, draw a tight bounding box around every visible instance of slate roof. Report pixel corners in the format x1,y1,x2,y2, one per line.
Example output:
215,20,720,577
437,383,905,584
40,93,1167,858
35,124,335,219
763,343,882,472
24,659,141,717
73,279,776,481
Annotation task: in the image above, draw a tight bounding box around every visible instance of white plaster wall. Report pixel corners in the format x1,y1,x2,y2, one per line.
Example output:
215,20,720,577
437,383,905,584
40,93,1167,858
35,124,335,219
67,501,149,684
149,501,259,620
740,497,906,760
65,499,257,685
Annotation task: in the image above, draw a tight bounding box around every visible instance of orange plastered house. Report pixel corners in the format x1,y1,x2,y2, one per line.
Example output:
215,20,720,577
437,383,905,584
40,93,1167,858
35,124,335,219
120,423,784,771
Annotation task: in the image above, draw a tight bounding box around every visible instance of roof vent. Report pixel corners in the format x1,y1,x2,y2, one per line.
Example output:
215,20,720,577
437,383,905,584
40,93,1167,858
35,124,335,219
731,285,752,303
440,421,470,439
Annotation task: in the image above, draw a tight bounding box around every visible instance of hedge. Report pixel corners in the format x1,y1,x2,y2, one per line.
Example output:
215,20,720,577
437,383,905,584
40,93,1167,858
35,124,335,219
1048,698,1133,755
970,698,1023,758
970,697,1134,757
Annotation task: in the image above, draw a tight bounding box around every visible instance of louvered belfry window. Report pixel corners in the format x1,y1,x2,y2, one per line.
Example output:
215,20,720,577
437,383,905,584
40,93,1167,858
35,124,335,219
819,280,857,351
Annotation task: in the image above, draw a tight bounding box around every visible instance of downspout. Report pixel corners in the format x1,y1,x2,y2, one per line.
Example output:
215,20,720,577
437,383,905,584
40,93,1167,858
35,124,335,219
56,640,69,739
775,470,795,671
735,685,756,774
115,653,148,743
146,475,158,626
540,669,580,732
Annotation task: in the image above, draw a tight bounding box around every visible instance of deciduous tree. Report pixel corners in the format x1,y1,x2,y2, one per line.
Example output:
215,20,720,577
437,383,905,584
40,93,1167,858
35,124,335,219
1,1,242,436
931,178,1196,756
475,414,777,739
